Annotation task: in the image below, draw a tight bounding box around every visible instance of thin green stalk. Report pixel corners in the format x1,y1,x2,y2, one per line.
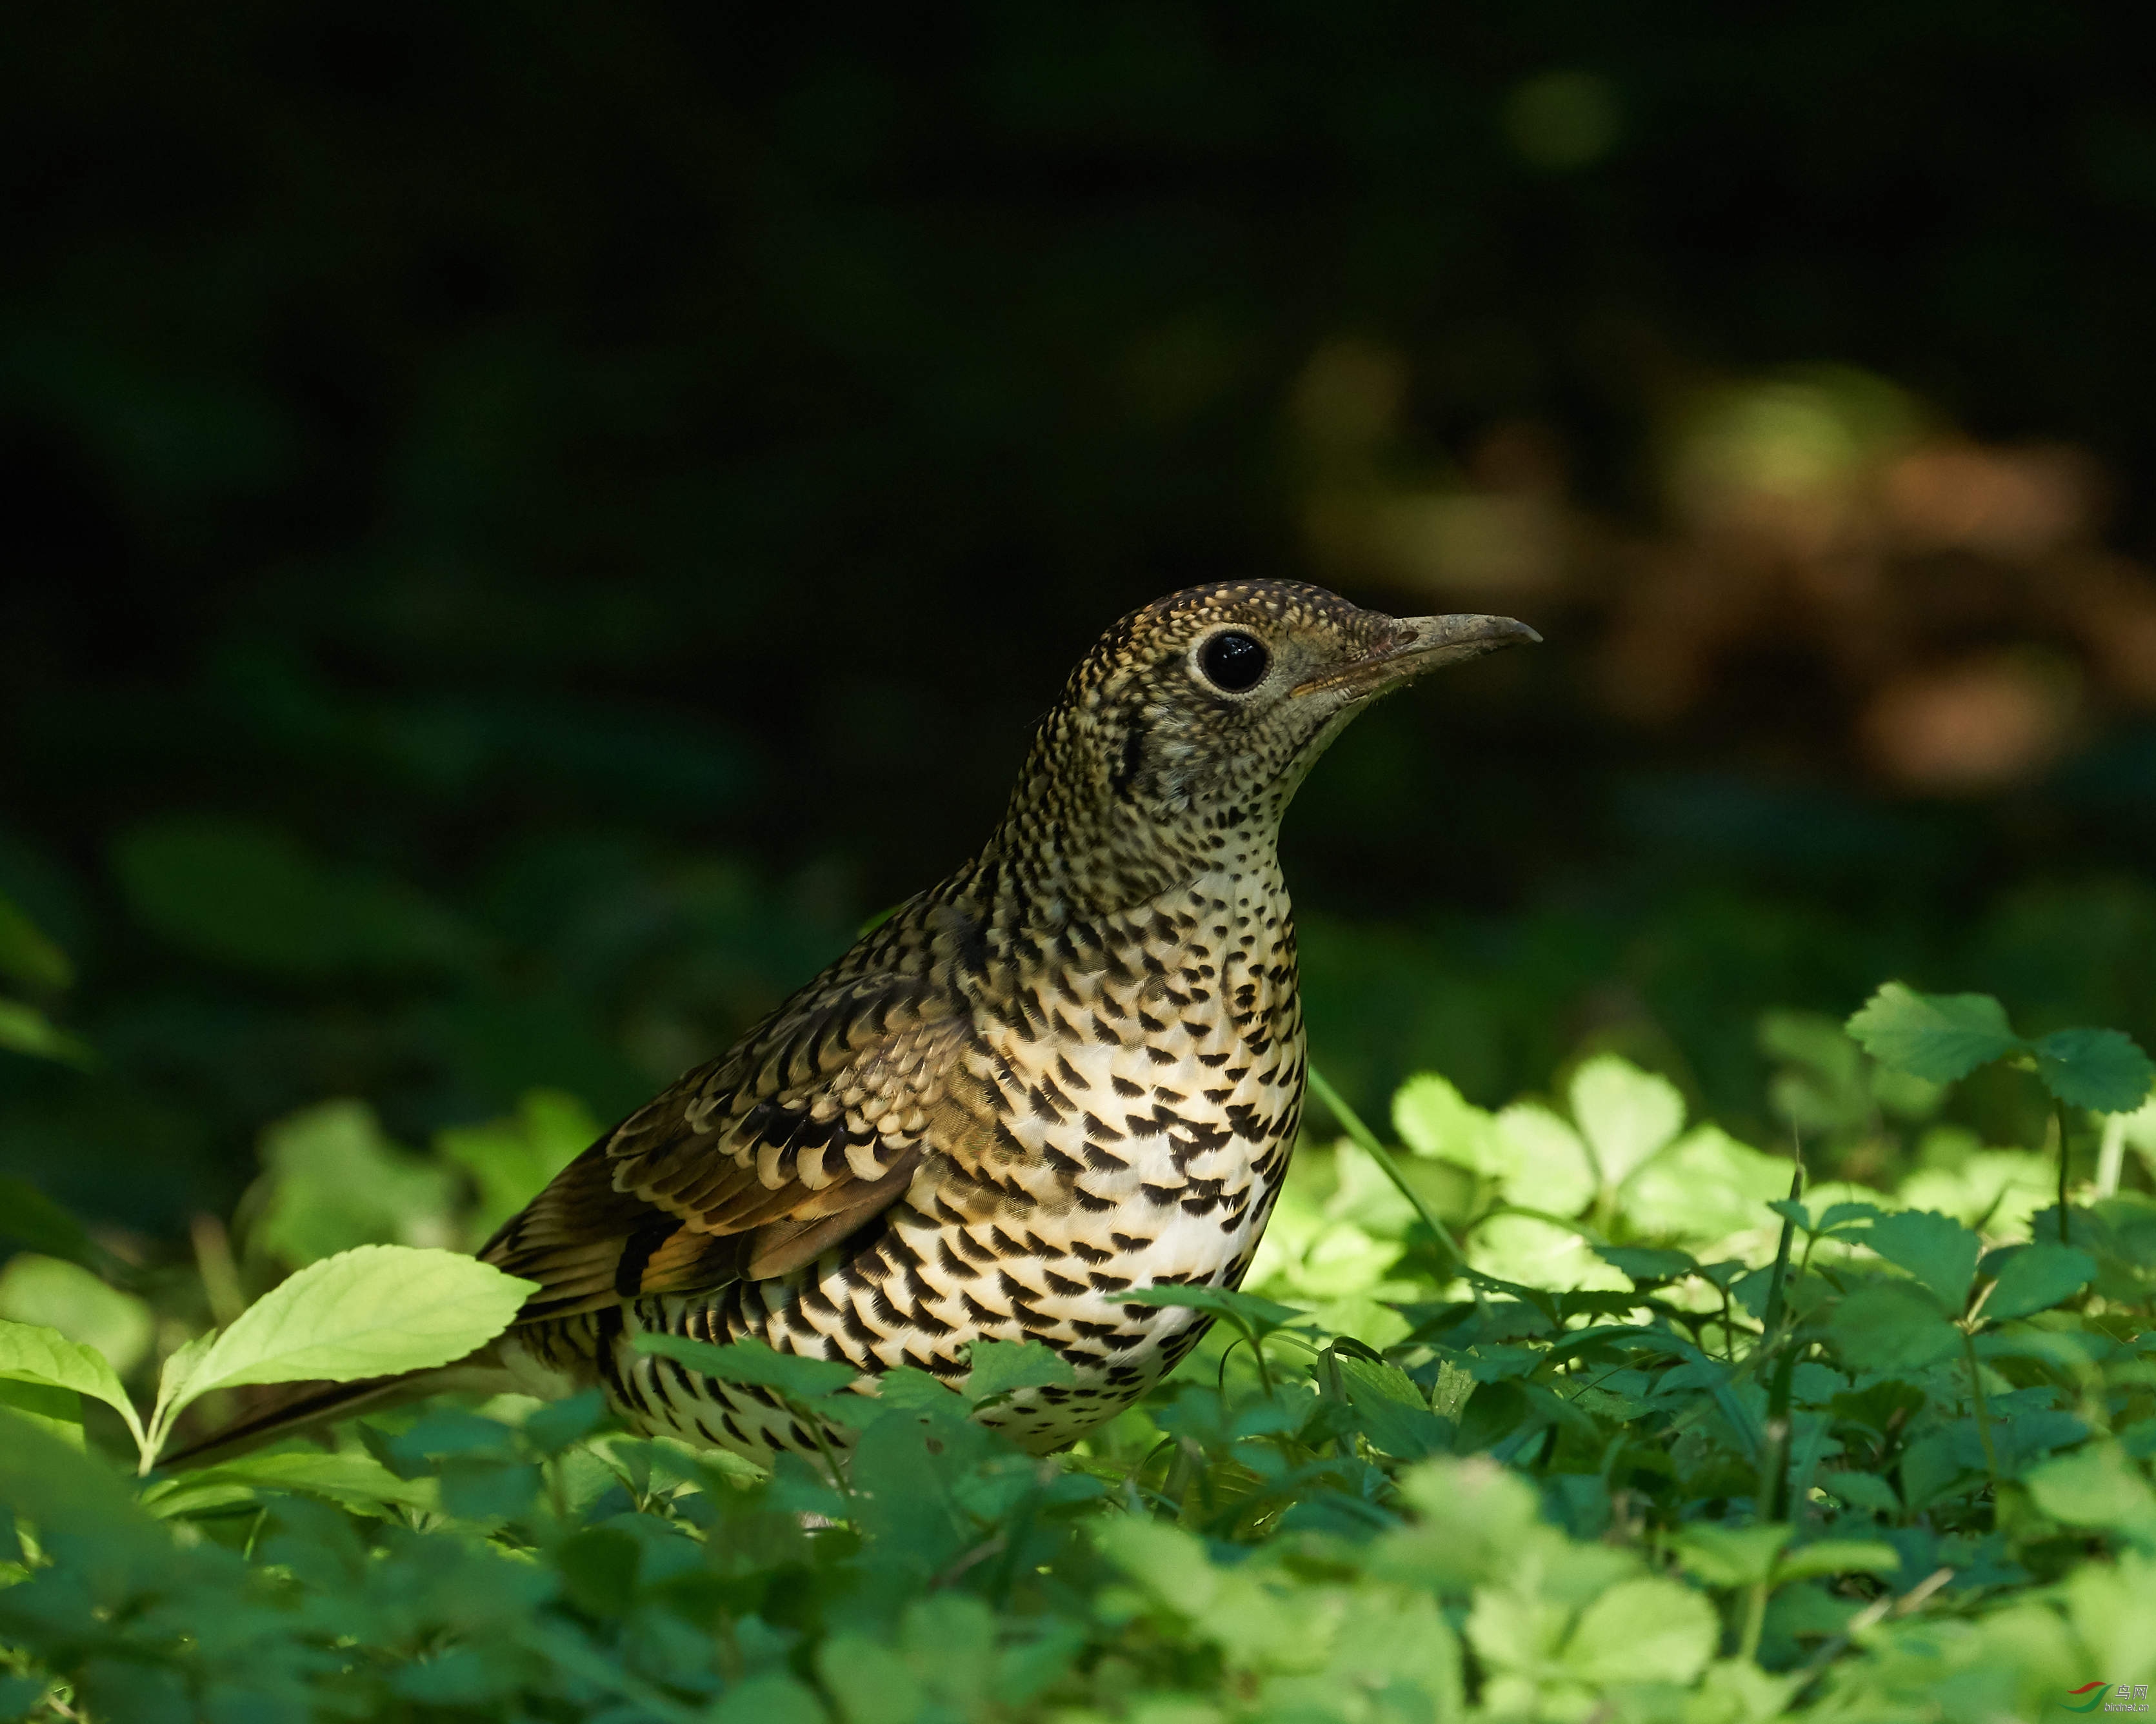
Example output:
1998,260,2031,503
1307,1065,1465,1271
1761,1152,1804,1337
2055,1100,2073,1245
1961,1329,1999,1482
2098,1111,2128,1200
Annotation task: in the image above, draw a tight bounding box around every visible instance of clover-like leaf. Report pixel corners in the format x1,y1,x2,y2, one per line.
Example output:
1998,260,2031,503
2031,1028,2156,1115
1569,1056,1684,1187
1846,983,2022,1083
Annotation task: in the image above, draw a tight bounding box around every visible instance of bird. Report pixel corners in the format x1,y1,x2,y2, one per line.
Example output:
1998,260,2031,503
172,581,1535,1469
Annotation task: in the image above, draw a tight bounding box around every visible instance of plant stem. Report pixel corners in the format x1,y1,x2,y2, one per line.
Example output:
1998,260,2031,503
1961,1328,1998,1482
1306,1065,1466,1271
2098,1112,2128,1199
2055,1100,2073,1245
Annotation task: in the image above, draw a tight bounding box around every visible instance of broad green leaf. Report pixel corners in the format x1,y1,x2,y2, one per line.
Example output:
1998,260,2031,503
1392,1073,1501,1169
141,1450,437,1519
1864,1210,1981,1309
0,1378,82,1447
2025,1443,2156,1546
1986,1243,2097,1321
0,1317,145,1445
0,893,72,990
1829,1282,1962,1372
1621,1126,1792,1242
1562,1576,1717,1684
1569,1056,1685,1186
435,1089,596,1243
1674,1523,1790,1587
963,1337,1074,1407
1490,1102,1595,1215
631,1331,859,1399
1120,1283,1313,1338
817,1635,923,1724
181,1245,533,1400
0,1402,166,1561
0,1254,154,1375
248,1100,458,1267
1775,1540,1902,1583
1594,1245,1698,1284
2032,1028,2156,1114
0,1000,91,1065
1845,983,2021,1082
711,1673,827,1724
1819,1470,1901,1514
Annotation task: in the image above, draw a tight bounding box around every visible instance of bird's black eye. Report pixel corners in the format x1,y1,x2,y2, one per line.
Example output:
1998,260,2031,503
1196,629,1269,693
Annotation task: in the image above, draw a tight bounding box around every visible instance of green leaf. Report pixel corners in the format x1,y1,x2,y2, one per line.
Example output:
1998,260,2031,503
817,1635,923,1724
1119,1283,1313,1338
1561,1576,1717,1685
0,894,72,991
1332,1351,1448,1460
1985,1243,2097,1322
0,1316,146,1447
1568,1056,1685,1187
1392,1073,1501,1169
1818,1470,1901,1514
154,1246,534,1455
1674,1523,1791,1587
631,1331,859,1400
1594,1245,1699,1285
435,1089,597,1243
1775,1540,1902,1583
1829,1281,1962,1372
1864,1210,1982,1309
1845,983,2022,1083
0,1378,83,1447
248,1100,458,1267
962,1337,1075,1407
1488,1102,1596,1215
0,999,92,1065
140,1450,437,1519
2025,1443,2156,1546
0,1254,154,1375
2031,1028,2156,1114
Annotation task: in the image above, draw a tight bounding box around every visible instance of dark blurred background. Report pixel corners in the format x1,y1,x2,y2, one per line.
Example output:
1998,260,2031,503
8,2,2156,1243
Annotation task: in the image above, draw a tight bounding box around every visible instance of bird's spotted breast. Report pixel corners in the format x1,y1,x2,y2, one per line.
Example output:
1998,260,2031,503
512,864,1306,1461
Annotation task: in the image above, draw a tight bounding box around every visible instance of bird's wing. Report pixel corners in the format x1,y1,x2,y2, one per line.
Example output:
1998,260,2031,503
481,974,973,1321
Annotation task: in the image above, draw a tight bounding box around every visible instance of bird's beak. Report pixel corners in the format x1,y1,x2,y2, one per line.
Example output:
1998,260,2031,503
1292,613,1541,699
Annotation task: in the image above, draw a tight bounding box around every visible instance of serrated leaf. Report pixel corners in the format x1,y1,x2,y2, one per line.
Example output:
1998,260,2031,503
2031,1028,2156,1114
631,1331,859,1399
1829,1281,1962,1372
1986,1243,2097,1322
166,1246,533,1445
1864,1210,1982,1309
1569,1056,1685,1187
1845,983,2022,1083
1818,1470,1901,1513
0,1316,145,1446
1392,1073,1501,1168
2025,1443,2156,1545
963,1337,1075,1407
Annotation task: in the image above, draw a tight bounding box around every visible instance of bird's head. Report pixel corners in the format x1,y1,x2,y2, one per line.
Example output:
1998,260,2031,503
990,580,1538,913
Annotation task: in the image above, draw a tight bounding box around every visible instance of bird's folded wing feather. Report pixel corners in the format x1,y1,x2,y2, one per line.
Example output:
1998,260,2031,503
481,975,972,1321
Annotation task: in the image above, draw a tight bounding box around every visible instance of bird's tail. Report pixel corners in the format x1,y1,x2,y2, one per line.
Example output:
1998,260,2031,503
157,1351,518,1471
